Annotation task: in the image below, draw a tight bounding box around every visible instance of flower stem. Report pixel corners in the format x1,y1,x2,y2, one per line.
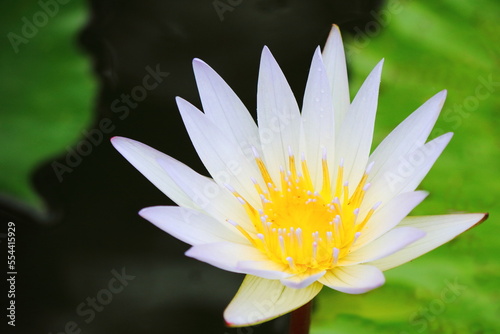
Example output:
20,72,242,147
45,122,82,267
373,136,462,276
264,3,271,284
288,300,312,334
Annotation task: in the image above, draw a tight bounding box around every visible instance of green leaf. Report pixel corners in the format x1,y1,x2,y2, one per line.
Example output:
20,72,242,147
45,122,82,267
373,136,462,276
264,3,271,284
0,0,94,212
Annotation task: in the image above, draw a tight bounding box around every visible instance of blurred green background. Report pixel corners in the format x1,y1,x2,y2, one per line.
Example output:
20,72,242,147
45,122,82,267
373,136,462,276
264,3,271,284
0,0,498,333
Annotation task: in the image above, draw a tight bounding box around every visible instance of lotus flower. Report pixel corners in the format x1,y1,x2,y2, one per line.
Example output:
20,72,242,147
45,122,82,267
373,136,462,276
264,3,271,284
111,25,487,327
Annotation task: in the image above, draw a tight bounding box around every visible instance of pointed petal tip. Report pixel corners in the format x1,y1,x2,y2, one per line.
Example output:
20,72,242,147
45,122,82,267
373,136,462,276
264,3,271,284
467,212,489,231
137,206,153,218
138,206,168,229
175,96,192,110
175,96,205,115
137,206,171,228
110,136,128,145
192,58,205,65
328,24,342,38
425,90,447,106
363,59,384,83
420,190,430,199
184,246,195,258
110,136,124,148
324,24,344,53
432,132,454,145
192,58,211,71
376,58,385,68
110,136,138,152
437,90,448,106
137,207,147,217
261,46,277,62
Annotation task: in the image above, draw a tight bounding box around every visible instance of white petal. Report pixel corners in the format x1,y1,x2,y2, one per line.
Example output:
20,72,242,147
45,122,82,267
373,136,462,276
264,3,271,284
139,206,246,245
192,59,261,160
368,90,447,180
319,265,385,294
110,137,195,208
362,133,453,213
224,275,322,327
301,47,335,188
341,227,426,265
397,133,453,194
280,269,326,289
322,24,350,133
156,155,256,233
334,60,384,188
369,213,488,271
185,242,266,273
355,190,428,249
257,46,301,181
236,260,290,280
176,97,261,205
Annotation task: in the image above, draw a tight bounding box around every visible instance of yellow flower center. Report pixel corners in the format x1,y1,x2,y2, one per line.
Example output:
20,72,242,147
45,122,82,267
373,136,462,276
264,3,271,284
228,150,379,274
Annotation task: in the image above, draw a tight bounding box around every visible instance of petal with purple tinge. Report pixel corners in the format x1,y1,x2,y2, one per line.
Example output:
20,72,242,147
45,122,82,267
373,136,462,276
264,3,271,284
155,155,255,233
139,206,247,246
176,97,261,205
185,242,268,274
110,137,195,208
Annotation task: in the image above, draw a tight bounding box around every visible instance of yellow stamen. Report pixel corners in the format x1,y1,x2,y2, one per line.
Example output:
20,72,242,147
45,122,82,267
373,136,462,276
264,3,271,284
227,153,380,273
320,151,331,199
228,219,259,248
301,154,314,190
254,155,275,189
334,159,344,199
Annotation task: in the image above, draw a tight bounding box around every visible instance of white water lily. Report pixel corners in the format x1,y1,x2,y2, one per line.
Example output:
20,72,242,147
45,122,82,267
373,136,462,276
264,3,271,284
111,25,487,327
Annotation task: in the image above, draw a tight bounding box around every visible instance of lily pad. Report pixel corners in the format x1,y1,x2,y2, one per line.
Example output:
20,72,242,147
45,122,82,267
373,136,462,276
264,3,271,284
0,0,93,212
